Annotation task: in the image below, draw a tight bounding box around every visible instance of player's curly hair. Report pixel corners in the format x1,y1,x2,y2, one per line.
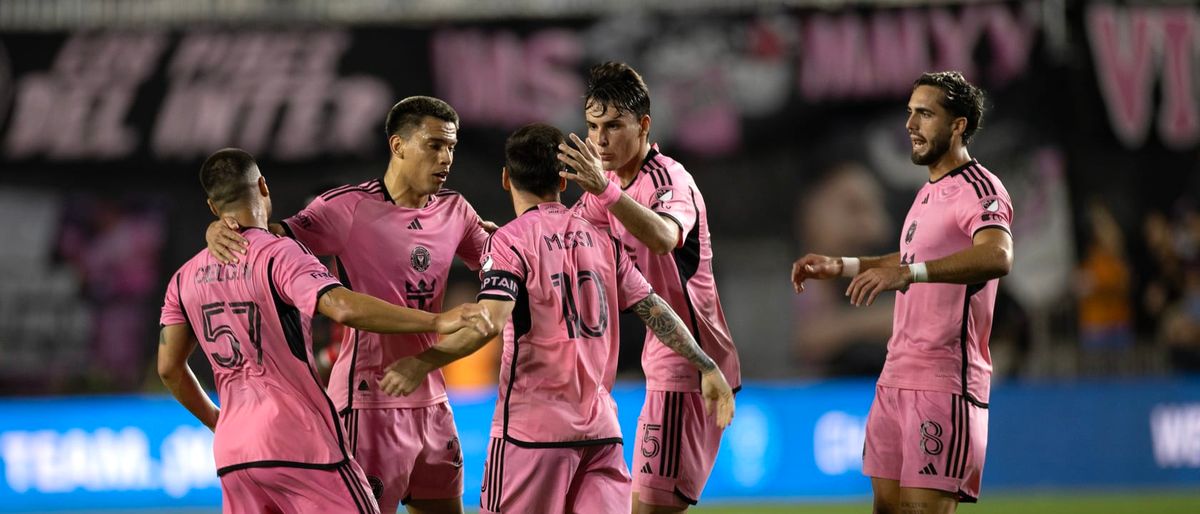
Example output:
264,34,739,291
505,123,565,197
585,61,650,119
199,148,259,208
385,96,459,139
914,71,986,146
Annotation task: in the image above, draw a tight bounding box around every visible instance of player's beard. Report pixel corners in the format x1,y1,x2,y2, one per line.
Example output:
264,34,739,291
911,133,950,166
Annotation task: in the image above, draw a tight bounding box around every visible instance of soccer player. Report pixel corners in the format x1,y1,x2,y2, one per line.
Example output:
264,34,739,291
377,123,735,514
158,148,493,514
791,71,1014,514
204,97,490,514
557,61,742,513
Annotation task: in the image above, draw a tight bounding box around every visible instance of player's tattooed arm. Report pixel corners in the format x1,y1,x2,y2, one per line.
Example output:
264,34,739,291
632,294,716,373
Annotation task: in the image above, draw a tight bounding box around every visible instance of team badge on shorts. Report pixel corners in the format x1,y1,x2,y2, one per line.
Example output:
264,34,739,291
411,245,431,272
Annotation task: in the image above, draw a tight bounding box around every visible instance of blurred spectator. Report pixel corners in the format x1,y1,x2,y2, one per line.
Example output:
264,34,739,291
791,161,894,376
1159,205,1200,373
1075,200,1134,351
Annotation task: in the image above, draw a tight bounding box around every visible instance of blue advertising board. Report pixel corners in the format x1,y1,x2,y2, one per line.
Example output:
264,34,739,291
1,379,1198,511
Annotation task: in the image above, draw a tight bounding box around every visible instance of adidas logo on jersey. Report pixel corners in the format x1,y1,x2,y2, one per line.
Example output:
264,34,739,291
640,463,652,474
918,463,937,476
408,219,423,230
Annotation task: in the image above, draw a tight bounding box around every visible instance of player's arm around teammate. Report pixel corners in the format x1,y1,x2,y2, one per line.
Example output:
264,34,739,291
790,225,1012,306
377,299,508,396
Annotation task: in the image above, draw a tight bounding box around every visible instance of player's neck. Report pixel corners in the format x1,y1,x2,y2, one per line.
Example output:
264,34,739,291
383,166,430,208
510,190,559,217
220,207,268,232
614,140,653,186
927,147,972,182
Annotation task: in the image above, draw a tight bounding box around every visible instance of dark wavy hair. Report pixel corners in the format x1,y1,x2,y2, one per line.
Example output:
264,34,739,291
914,71,986,146
505,123,565,197
584,61,650,119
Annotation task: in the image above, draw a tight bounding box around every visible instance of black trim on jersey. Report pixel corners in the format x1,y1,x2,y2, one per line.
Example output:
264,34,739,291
674,487,699,506
961,171,985,198
972,225,1012,238
959,284,991,409
929,159,977,184
671,191,702,283
174,273,188,322
279,219,296,239
324,182,382,203
332,256,361,418
503,435,623,448
315,284,341,310
267,258,309,363
501,256,532,446
374,177,394,204
648,159,673,186
520,204,540,216
732,384,743,395
335,461,373,514
216,457,347,476
320,183,358,200
477,293,515,302
965,165,997,196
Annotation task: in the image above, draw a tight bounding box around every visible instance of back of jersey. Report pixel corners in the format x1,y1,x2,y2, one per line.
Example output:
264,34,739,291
478,203,653,445
160,228,348,474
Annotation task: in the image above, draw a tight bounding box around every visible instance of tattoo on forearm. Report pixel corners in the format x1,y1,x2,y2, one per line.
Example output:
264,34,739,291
633,294,717,372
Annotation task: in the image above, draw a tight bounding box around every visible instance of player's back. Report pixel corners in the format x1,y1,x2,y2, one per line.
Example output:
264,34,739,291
480,203,652,445
162,228,347,474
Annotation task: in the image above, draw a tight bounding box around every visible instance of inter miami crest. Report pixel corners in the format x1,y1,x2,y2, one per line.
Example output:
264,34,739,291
905,221,918,244
410,245,431,272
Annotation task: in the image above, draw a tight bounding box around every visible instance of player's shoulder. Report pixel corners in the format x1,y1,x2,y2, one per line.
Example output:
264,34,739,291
947,160,1009,203
316,179,384,205
643,146,692,182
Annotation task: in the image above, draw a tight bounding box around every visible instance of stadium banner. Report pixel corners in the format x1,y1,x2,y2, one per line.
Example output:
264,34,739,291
1,379,1198,511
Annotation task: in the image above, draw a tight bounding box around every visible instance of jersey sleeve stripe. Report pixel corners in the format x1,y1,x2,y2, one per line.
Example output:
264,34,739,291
965,166,996,196
319,184,357,200
960,172,984,198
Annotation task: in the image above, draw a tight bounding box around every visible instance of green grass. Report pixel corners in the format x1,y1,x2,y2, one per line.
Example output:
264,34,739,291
691,492,1200,514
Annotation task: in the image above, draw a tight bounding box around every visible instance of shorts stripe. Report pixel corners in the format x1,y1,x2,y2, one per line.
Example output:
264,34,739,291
335,463,370,514
659,392,684,479
485,437,504,512
945,395,960,478
958,395,971,479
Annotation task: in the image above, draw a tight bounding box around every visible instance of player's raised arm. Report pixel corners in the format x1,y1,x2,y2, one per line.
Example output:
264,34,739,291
317,286,493,336
558,133,680,255
157,324,219,431
379,299,512,397
632,294,735,428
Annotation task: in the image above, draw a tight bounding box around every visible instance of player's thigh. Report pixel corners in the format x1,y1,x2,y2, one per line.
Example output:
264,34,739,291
404,497,463,514
568,443,631,514
871,477,901,514
220,469,275,514
632,391,721,508
351,408,421,511
896,486,958,514
407,402,465,503
479,438,577,514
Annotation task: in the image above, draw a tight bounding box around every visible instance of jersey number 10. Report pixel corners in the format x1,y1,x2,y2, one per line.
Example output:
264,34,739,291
550,271,609,339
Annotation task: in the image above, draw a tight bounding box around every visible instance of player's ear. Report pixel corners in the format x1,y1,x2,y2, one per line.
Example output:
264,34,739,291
206,199,219,217
389,134,405,159
257,176,269,198
639,114,651,139
558,171,567,192
501,167,511,192
951,117,967,143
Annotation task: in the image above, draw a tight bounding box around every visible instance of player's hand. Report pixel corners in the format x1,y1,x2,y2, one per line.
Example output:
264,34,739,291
479,220,500,234
557,133,609,195
206,217,247,264
700,369,735,429
846,266,912,307
435,303,495,336
379,357,433,397
791,253,841,293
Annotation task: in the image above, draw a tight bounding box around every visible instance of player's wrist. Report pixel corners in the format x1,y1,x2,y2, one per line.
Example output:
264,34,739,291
839,257,860,277
908,262,929,283
594,179,622,207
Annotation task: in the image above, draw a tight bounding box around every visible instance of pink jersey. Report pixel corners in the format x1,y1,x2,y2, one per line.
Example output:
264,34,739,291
477,202,653,445
160,228,347,474
574,145,741,393
281,179,489,410
878,160,1014,405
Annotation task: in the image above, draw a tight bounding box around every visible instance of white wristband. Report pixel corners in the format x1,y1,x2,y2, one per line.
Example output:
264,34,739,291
840,257,860,277
909,262,929,283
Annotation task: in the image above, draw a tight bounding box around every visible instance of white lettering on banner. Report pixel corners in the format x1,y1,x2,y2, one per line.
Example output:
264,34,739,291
152,31,391,160
4,33,164,159
431,29,583,129
1087,5,1200,150
0,426,218,496
1151,403,1200,468
813,411,866,475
